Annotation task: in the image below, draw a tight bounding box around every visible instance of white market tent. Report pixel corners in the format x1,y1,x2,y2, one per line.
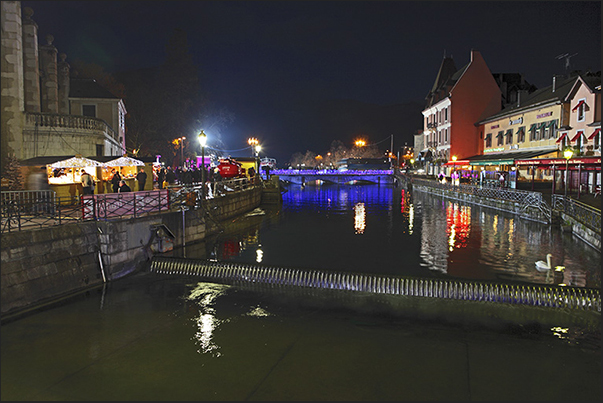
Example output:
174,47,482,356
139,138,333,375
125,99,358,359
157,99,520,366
105,156,145,167
48,156,107,168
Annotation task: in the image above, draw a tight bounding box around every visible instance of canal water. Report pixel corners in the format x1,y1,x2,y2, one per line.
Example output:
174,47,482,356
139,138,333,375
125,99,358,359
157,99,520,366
1,183,600,401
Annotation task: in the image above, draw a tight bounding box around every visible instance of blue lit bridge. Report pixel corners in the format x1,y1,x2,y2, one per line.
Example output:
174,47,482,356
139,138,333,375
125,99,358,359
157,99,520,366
271,169,396,185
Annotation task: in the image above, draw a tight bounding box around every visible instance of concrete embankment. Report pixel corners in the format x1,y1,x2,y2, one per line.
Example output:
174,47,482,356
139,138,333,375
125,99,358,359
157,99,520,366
1,186,264,319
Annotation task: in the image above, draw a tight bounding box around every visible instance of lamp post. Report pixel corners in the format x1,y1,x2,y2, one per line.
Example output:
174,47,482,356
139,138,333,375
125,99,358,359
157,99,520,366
452,155,457,186
198,131,207,200
176,136,186,168
563,148,573,198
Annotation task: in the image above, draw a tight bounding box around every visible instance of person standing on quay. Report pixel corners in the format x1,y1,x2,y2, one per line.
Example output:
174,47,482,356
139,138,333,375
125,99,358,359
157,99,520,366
81,169,95,195
157,167,165,189
136,168,147,191
111,169,121,193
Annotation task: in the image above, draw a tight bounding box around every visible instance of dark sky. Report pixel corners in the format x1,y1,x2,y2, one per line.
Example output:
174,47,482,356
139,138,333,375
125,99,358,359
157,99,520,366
22,1,601,163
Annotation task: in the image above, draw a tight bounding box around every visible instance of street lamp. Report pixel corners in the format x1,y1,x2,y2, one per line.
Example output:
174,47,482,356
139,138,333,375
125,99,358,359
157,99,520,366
175,136,186,168
198,130,207,200
563,148,573,197
248,137,259,156
452,155,457,186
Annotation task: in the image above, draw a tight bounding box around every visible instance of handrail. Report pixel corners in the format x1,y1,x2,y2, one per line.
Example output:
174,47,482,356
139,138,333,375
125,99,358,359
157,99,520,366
552,194,601,235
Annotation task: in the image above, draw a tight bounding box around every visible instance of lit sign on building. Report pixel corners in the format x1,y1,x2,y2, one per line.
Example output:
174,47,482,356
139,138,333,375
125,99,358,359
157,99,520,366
536,111,553,119
509,117,523,125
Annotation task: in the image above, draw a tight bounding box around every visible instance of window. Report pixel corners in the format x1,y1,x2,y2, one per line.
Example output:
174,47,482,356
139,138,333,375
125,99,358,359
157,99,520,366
496,131,504,146
485,133,492,148
588,128,601,151
571,130,585,150
444,107,448,122
529,124,537,141
96,144,104,156
82,105,96,117
505,129,513,145
516,127,525,143
573,99,587,122
546,120,557,139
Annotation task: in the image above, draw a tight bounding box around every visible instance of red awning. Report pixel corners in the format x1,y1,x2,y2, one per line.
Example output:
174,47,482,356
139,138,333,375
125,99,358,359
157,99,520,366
570,131,584,142
443,160,470,166
515,156,601,170
588,128,600,140
555,132,568,143
572,99,586,111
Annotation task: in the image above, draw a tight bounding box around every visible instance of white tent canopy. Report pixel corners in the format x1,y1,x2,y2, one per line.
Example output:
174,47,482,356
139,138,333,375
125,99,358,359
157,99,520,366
105,156,145,167
48,156,107,168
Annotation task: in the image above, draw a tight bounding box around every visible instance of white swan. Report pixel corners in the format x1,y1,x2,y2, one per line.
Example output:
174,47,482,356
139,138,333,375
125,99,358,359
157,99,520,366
535,254,552,271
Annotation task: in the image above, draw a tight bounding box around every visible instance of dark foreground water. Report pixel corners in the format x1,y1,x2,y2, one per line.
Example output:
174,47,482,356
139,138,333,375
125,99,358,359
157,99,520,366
1,184,600,401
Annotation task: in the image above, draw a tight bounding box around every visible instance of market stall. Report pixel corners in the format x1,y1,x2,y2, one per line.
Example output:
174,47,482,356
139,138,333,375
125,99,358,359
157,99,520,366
47,155,106,200
105,156,146,192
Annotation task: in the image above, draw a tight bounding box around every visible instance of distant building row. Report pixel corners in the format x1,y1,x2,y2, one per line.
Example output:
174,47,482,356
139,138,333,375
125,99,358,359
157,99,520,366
414,49,600,189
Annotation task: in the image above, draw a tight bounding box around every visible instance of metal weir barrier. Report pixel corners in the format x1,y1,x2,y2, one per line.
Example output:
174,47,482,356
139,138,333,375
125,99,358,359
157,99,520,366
150,257,600,312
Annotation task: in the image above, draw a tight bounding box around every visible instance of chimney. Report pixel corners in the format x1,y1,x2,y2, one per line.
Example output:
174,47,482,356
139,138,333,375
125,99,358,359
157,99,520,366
552,76,556,93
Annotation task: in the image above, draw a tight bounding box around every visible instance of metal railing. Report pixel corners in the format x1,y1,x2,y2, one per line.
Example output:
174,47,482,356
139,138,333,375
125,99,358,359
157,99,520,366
411,178,545,205
1,177,263,233
2,191,82,232
552,194,601,235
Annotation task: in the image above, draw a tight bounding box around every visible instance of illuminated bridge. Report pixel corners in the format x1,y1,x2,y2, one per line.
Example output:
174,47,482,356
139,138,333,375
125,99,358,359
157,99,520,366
271,169,395,185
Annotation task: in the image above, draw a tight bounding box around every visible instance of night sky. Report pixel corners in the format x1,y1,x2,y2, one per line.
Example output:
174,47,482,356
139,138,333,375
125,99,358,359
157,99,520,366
22,1,601,164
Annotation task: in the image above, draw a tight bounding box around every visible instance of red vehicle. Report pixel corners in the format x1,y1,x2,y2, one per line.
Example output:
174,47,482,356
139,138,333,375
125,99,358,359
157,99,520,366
217,158,243,178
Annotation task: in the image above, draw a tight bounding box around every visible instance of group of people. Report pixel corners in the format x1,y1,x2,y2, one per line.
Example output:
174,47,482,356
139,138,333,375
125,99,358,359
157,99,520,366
80,167,148,195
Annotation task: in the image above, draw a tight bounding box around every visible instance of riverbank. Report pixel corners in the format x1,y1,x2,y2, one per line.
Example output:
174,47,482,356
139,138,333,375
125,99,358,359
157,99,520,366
1,186,265,319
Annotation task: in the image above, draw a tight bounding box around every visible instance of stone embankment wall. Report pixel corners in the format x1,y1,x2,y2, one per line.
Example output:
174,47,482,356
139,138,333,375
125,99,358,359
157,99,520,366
0,186,263,318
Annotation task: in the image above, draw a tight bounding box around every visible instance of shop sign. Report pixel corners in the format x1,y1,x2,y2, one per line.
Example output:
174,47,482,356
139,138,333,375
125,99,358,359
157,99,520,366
490,124,499,129
536,111,553,119
509,117,523,125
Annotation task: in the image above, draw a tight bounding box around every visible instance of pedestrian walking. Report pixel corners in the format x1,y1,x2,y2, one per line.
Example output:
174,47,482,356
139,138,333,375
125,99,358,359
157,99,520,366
136,168,147,191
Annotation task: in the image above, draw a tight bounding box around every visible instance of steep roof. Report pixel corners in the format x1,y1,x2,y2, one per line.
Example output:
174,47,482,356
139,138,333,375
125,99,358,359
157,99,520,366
69,78,119,99
429,57,457,94
476,75,578,123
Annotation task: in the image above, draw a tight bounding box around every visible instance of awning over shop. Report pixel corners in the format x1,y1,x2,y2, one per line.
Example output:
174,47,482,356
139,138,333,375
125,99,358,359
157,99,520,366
466,148,557,166
515,156,601,170
556,132,568,143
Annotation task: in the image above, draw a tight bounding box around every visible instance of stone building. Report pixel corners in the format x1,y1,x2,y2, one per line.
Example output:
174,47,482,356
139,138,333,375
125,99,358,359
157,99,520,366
1,1,126,173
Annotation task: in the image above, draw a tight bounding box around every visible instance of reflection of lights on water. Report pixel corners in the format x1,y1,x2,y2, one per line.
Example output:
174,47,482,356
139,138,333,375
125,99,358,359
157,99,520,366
354,202,366,234
187,283,230,356
195,313,222,356
551,326,569,340
246,306,272,317
446,202,471,250
256,247,263,263
448,224,456,251
408,204,414,235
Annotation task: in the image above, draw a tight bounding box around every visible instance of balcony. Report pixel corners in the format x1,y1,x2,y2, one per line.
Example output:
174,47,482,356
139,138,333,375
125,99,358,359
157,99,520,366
23,112,122,158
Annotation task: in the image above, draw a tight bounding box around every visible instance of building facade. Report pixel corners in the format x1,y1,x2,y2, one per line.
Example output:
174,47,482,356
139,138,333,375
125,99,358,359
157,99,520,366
420,50,501,176
1,1,125,174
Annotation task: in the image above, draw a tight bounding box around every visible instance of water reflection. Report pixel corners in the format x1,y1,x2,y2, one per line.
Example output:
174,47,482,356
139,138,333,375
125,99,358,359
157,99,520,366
353,202,366,234
186,282,231,356
183,184,599,289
